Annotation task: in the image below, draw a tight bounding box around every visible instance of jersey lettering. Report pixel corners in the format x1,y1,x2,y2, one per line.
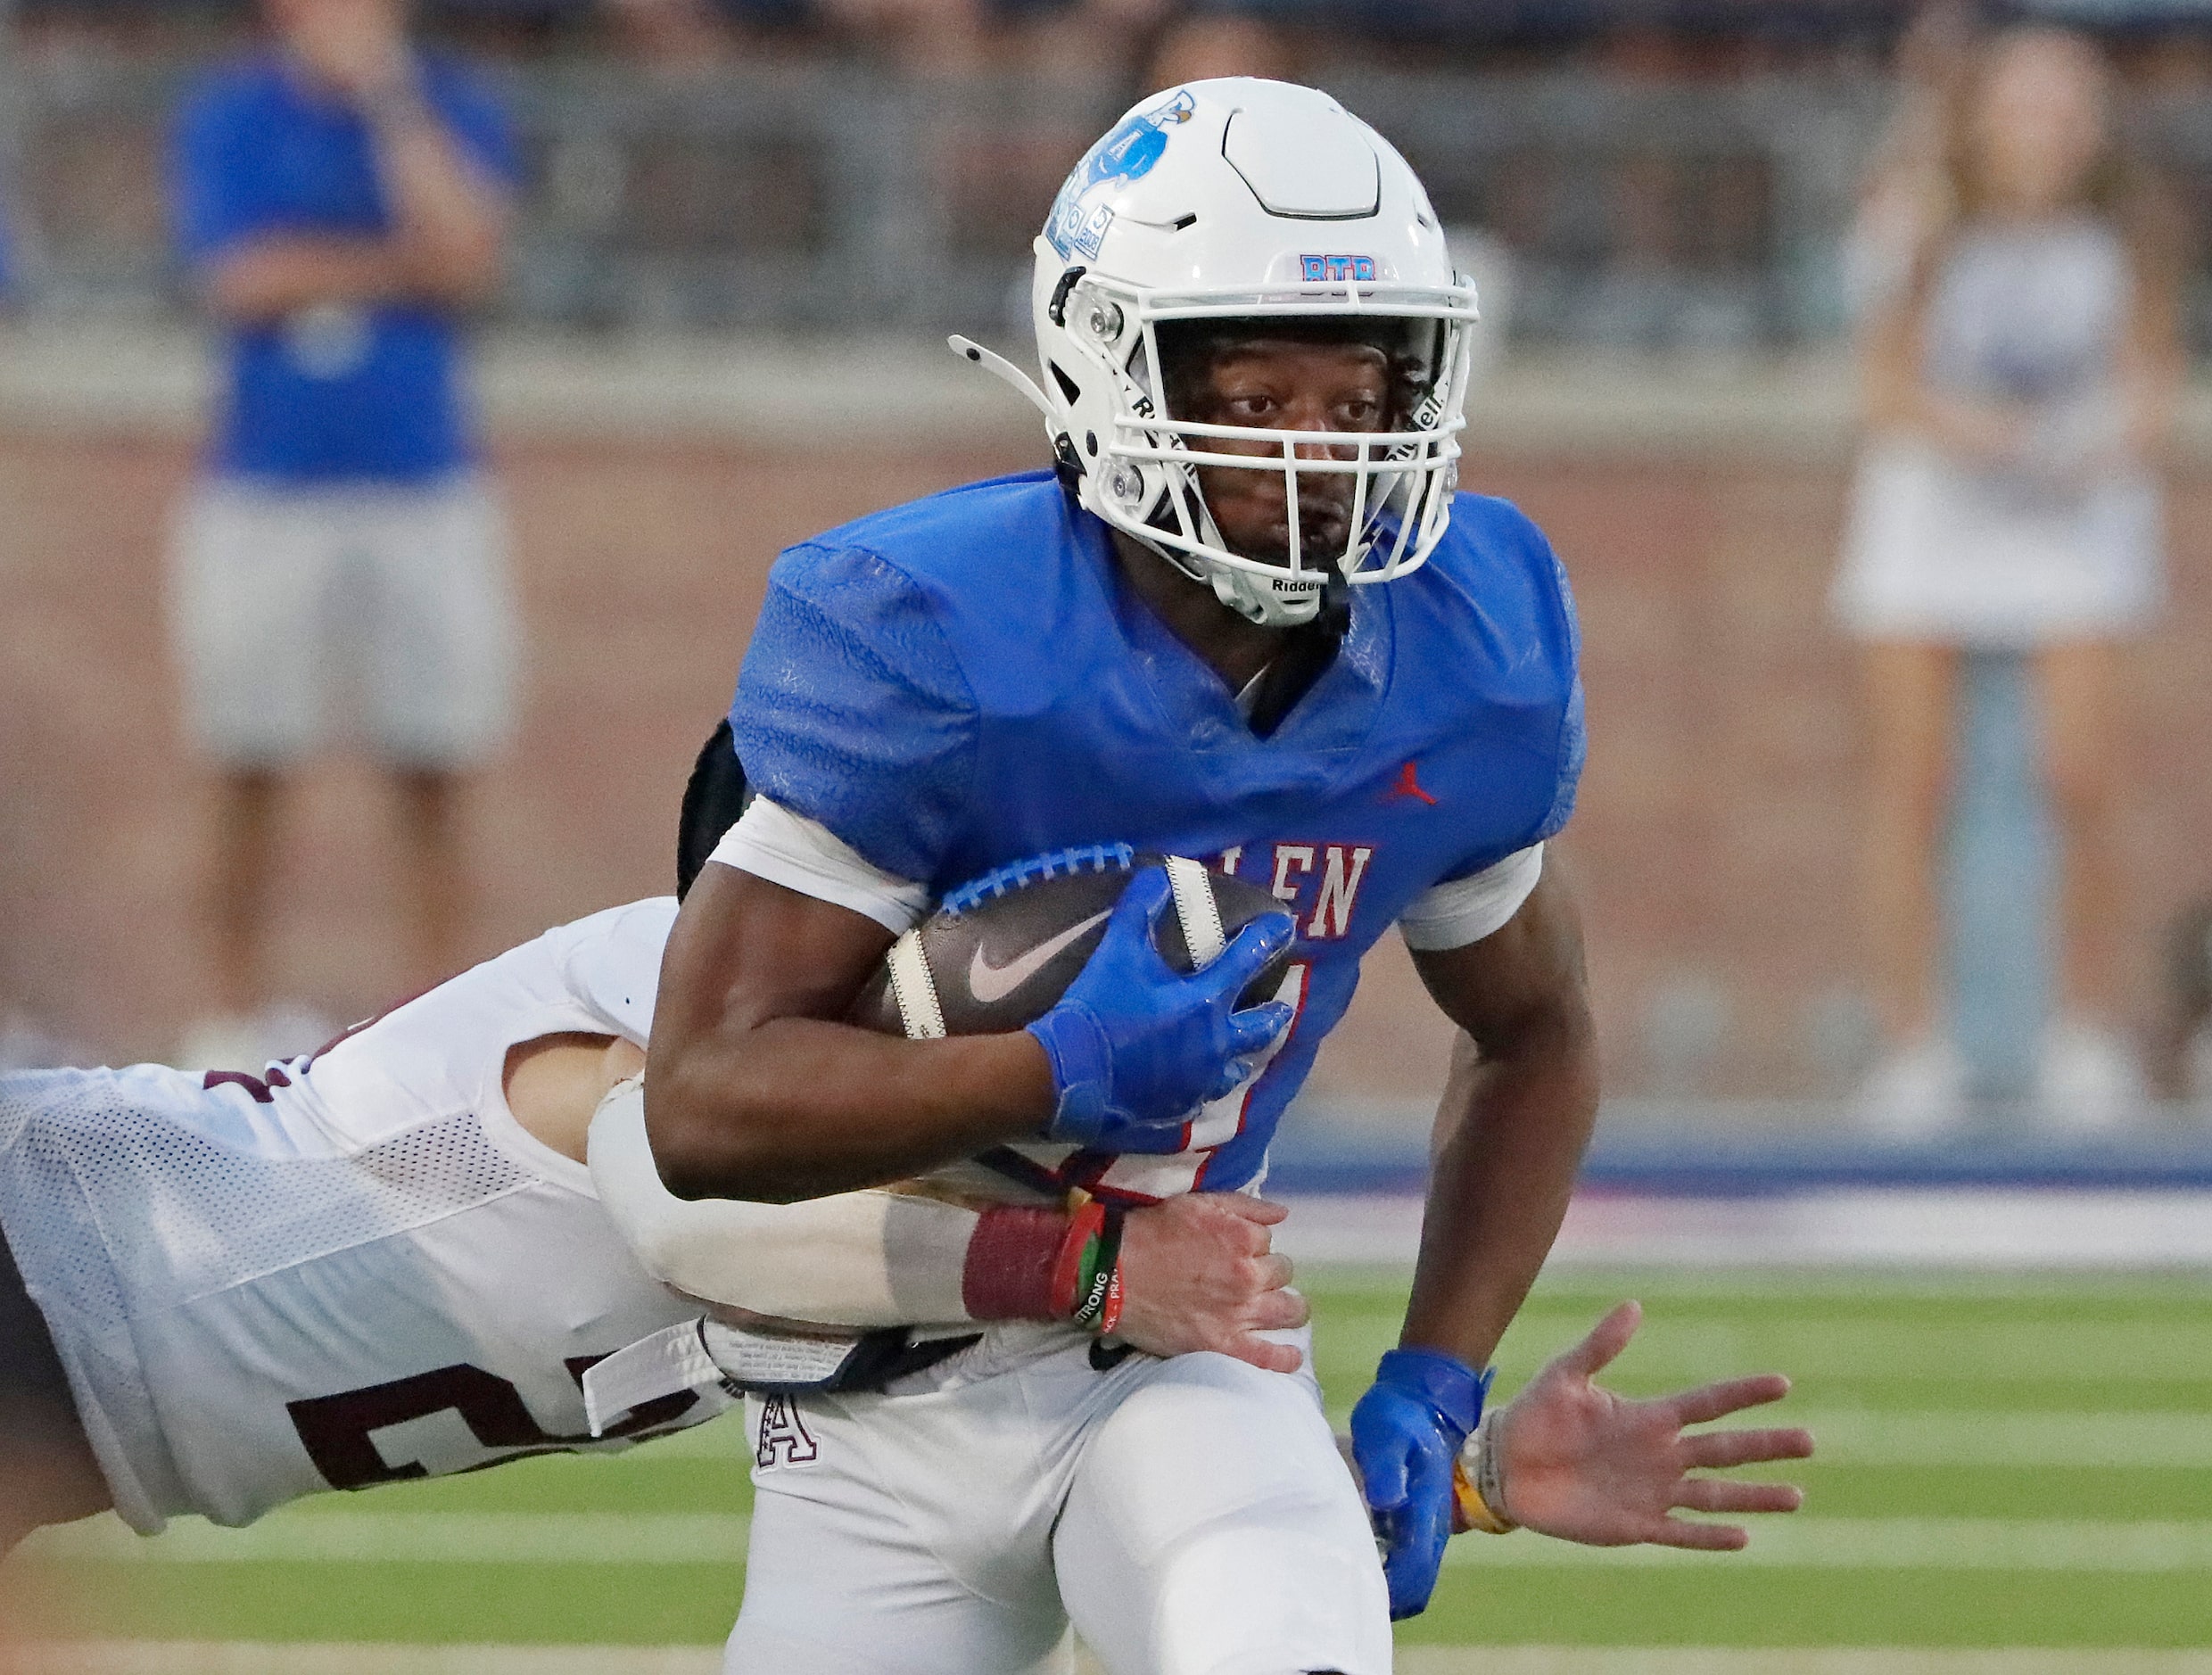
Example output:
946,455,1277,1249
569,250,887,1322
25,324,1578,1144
1306,845,1374,940
1269,844,1316,905
755,1394,820,1468
288,1361,697,1491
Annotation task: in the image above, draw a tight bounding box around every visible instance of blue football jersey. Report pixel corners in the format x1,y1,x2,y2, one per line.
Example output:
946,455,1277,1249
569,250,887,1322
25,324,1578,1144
731,472,1583,1200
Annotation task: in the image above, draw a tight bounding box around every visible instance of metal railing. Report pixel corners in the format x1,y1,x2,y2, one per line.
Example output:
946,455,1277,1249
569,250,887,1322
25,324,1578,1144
4,51,2208,347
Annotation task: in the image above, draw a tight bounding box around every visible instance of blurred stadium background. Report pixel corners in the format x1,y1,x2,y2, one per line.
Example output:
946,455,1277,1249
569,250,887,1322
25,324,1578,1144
3,0,2211,1665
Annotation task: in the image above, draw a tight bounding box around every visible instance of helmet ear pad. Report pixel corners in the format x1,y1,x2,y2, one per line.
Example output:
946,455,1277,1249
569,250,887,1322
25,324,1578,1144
1038,282,1211,567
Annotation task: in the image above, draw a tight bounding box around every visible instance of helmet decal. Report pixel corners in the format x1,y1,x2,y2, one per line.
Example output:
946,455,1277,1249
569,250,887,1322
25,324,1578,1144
1300,254,1379,283
1045,89,1198,261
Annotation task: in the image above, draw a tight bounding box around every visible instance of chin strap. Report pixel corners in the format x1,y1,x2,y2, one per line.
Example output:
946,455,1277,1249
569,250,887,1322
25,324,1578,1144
1209,565,1325,628
1143,479,1325,629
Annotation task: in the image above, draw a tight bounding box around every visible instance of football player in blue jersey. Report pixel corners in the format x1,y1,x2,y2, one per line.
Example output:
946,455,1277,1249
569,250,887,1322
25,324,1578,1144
631,78,1804,1674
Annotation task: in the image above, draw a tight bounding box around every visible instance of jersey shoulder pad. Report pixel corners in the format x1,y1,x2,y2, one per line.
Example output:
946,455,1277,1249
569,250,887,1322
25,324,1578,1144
1417,492,1579,681
548,896,681,1041
790,470,1075,592
764,470,1094,684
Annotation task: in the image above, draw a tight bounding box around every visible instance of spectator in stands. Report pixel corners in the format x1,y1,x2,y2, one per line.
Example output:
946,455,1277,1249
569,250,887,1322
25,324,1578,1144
1834,26,2182,1133
1842,0,1978,319
167,0,522,1069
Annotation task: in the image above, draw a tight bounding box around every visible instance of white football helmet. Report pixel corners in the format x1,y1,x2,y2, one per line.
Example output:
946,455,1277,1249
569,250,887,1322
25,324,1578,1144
953,78,1477,628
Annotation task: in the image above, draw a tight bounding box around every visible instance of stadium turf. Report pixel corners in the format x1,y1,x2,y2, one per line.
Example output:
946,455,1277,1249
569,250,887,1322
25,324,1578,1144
10,1269,2210,1649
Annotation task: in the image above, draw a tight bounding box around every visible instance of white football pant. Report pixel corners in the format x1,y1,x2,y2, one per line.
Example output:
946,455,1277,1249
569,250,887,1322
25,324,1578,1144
727,1322,1391,1675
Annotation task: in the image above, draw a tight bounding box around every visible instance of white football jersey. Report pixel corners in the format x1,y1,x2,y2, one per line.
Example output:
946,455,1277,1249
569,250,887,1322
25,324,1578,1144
0,898,706,1533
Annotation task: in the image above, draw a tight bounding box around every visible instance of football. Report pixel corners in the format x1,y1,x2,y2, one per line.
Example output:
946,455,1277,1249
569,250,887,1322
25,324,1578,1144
849,844,1294,1040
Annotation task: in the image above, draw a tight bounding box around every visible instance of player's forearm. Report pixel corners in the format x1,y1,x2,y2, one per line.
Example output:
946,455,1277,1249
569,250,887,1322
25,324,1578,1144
202,236,419,322
1399,1016,1599,1369
364,93,508,306
595,1081,990,1323
643,1018,1056,1202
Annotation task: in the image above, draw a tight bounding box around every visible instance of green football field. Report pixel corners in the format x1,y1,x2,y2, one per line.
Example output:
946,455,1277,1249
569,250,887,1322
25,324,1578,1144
11,1267,2212,1654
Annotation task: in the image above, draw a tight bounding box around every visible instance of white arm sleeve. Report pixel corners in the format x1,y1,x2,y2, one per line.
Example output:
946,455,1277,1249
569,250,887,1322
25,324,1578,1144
1398,844,1545,951
707,796,931,935
587,1079,977,1327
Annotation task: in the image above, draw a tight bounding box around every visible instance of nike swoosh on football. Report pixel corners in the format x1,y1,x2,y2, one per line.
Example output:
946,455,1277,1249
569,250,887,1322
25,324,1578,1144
968,909,1114,1005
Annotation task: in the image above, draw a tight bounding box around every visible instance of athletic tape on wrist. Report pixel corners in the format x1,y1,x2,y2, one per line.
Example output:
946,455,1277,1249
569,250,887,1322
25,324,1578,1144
1452,1409,1518,1535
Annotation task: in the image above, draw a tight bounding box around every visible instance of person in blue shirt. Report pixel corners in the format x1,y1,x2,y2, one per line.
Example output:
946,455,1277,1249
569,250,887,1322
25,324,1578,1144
630,80,1806,1675
166,0,521,1069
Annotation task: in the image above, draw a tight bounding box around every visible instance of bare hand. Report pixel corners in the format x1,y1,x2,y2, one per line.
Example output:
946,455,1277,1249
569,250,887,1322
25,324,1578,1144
285,0,411,103
1491,1300,1812,1549
1113,1193,1308,1373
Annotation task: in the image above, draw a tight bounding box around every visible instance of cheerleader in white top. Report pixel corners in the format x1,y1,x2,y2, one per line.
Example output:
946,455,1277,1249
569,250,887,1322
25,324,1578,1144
1834,25,2183,1132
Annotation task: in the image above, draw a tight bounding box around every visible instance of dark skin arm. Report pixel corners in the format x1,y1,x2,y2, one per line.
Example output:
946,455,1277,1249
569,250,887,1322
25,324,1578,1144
644,862,1057,1202
1400,861,1600,1369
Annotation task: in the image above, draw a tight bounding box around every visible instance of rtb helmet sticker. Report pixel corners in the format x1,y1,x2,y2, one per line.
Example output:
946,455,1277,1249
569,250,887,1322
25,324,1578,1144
1300,254,1378,283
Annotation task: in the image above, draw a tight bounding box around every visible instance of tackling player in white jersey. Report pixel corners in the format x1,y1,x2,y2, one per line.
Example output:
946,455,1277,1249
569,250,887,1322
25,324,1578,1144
0,741,1310,1556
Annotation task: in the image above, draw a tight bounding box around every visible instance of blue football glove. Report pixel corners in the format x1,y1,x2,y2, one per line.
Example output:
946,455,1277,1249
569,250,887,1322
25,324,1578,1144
1349,1348,1494,1620
1026,867,1295,1153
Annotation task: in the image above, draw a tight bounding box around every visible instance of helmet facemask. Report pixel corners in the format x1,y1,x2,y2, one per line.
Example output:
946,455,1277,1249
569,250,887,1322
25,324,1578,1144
1065,278,1474,629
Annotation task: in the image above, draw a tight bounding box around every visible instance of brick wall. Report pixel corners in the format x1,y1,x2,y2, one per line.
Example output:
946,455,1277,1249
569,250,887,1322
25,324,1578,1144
4,420,2207,1103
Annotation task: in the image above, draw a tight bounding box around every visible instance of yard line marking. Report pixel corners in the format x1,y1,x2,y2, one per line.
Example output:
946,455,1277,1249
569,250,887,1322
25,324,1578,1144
1318,1399,2212,1454
572,1405,2212,1471
15,1648,2212,1675
0,1646,722,1674
1488,1317,2212,1382
1787,1409,2212,1469
1444,1518,2212,1572
23,1513,751,1567
25,1513,2212,1572
1397,1654,2212,1675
